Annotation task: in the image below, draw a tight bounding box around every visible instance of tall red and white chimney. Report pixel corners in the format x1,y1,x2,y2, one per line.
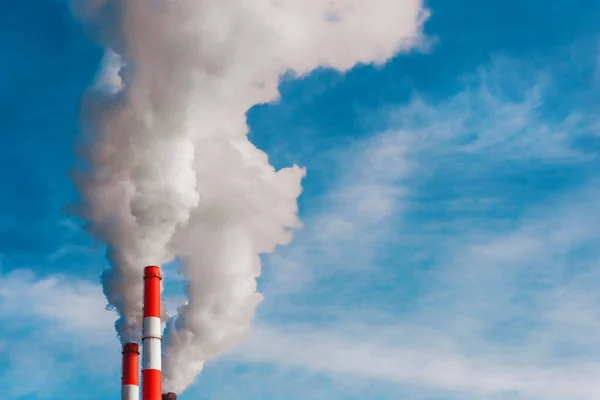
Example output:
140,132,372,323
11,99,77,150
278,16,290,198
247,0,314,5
121,343,140,400
142,265,162,400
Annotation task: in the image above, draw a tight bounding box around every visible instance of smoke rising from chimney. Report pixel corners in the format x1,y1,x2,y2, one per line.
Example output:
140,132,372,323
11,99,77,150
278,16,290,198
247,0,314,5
71,0,428,394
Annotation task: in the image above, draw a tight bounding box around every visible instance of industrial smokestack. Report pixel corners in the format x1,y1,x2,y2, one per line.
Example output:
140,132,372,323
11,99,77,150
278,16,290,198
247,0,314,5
121,343,140,400
142,266,162,400
162,393,177,400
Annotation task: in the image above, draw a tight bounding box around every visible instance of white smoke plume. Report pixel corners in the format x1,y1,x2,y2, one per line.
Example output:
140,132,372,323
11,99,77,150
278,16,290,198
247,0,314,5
71,0,429,394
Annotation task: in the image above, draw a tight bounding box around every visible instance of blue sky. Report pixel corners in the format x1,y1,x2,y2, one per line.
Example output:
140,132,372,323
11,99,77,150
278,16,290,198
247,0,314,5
2,0,600,399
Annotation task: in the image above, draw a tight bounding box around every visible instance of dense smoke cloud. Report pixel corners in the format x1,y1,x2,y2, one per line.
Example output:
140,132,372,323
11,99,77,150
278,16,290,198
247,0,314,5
71,0,428,394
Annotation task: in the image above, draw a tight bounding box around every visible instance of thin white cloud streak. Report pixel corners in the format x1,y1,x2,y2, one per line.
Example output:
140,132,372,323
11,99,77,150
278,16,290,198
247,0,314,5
265,129,413,293
425,185,600,354
394,104,582,165
0,269,118,399
227,184,600,400
181,358,404,400
0,269,116,341
231,322,600,400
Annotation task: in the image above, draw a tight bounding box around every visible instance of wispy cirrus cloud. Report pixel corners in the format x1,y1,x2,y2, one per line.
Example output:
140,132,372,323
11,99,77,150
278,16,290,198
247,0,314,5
0,267,118,399
264,128,413,294
225,180,600,400
220,57,600,400
263,56,599,299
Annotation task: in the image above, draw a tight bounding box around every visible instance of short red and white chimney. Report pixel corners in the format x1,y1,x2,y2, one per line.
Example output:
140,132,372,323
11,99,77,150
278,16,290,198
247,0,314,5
122,343,140,400
142,265,163,400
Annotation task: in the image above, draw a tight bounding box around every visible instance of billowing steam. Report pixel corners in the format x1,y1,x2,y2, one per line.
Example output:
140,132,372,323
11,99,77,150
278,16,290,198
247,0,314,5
71,0,428,394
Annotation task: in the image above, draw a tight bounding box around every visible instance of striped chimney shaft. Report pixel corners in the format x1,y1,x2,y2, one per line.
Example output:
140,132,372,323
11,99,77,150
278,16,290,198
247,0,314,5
142,265,162,400
122,343,140,400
